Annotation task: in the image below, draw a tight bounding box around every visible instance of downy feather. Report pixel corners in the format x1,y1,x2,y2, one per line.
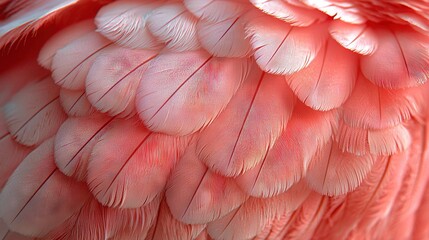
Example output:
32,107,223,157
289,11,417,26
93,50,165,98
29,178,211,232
136,51,250,136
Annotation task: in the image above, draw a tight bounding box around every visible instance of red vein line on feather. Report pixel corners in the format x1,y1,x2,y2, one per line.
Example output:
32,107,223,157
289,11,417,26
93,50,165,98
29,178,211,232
67,92,85,113
227,72,265,169
102,132,153,198
57,42,113,85
182,169,209,219
64,117,115,168
95,54,158,104
147,56,213,122
12,96,59,136
265,28,292,68
11,169,57,222
391,30,410,79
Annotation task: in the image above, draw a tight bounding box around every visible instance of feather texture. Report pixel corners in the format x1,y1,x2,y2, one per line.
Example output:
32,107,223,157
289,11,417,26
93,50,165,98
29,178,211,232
183,0,249,22
0,138,89,237
59,88,95,117
87,119,189,208
360,28,429,88
147,3,200,52
285,38,358,111
250,0,327,27
246,15,327,75
51,32,112,90
2,78,66,146
38,20,95,69
197,71,295,177
197,16,251,57
305,140,374,196
166,142,247,224
86,46,157,117
329,21,378,55
54,115,114,180
236,104,337,197
137,51,250,136
95,1,162,50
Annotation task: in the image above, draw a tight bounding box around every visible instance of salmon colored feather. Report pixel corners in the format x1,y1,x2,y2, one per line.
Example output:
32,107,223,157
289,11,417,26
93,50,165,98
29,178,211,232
1,0,429,239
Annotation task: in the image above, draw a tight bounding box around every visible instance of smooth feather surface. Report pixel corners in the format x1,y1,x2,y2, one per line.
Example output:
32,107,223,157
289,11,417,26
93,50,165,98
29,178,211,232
0,138,89,237
51,32,112,90
183,0,249,22
95,1,162,50
54,115,114,180
87,119,189,208
285,38,358,111
166,142,247,224
197,71,295,177
147,3,200,52
137,51,250,136
2,78,67,146
59,88,95,117
86,46,158,117
246,15,327,75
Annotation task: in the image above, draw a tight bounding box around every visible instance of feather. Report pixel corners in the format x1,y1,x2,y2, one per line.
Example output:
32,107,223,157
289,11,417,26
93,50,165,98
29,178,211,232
236,103,337,197
0,138,89,237
336,120,412,156
342,74,423,129
284,193,328,240
0,134,31,189
87,119,189,208
95,1,163,50
246,14,327,75
51,32,112,90
0,220,34,240
166,142,247,224
54,115,114,181
2,78,67,146
305,140,374,196
0,61,48,106
0,0,78,48
59,88,95,117
330,154,408,238
104,195,161,239
197,71,295,177
197,16,252,57
38,20,95,69
285,38,358,111
250,0,327,27
147,3,200,52
300,0,366,24
146,200,205,240
329,20,378,55
86,46,158,117
207,182,310,240
360,28,429,88
136,51,250,136
43,198,106,240
183,0,249,22
413,180,429,239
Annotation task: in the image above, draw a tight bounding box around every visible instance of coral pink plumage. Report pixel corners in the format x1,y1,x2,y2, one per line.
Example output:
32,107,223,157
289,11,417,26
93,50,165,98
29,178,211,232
1,0,429,239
